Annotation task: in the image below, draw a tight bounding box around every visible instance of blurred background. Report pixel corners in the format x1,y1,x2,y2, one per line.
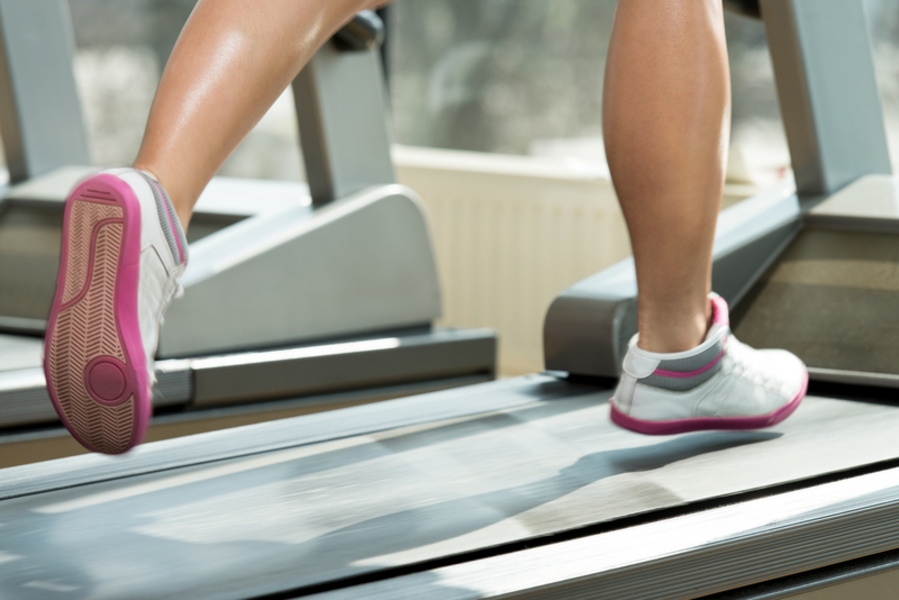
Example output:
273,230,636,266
58,0,899,183
19,0,899,374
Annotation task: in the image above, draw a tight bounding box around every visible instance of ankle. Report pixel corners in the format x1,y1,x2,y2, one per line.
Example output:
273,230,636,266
636,298,712,354
175,207,191,232
132,163,191,232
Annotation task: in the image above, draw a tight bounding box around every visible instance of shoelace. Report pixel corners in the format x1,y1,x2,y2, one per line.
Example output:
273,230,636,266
157,268,186,327
726,338,776,389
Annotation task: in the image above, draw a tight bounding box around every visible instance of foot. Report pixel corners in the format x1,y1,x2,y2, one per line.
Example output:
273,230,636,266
43,169,188,454
610,293,808,435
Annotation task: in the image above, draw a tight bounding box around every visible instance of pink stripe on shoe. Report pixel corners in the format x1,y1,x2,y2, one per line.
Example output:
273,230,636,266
711,293,730,327
151,180,184,263
653,349,726,379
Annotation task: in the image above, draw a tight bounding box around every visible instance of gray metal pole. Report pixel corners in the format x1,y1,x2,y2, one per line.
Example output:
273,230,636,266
291,40,395,208
0,0,91,183
761,0,891,196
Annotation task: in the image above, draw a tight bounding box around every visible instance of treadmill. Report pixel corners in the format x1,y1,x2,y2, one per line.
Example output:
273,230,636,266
0,5,495,466
4,1,899,599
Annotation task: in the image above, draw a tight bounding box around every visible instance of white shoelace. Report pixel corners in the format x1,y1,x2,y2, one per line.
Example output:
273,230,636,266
725,338,778,389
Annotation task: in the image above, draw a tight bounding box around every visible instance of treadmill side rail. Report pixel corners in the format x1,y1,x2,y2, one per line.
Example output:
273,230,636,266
320,467,899,600
0,361,192,428
0,328,494,428
190,328,495,406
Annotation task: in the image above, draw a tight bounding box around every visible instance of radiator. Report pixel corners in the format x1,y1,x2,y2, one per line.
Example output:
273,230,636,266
393,146,624,375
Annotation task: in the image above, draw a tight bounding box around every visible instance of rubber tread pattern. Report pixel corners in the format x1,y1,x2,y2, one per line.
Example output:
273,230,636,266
60,200,122,305
47,199,135,454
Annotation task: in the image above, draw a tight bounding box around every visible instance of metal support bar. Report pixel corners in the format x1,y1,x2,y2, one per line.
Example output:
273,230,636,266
0,0,90,183
292,40,395,207
761,0,891,195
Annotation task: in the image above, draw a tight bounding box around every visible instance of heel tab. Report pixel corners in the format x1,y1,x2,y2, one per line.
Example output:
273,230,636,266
622,346,661,378
709,293,730,328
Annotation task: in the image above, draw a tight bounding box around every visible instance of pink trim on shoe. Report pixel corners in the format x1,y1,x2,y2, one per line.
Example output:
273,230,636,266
710,293,729,327
150,179,184,263
610,369,808,435
44,174,150,454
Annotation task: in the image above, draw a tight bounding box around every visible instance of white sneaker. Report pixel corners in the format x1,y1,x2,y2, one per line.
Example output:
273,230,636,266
44,169,188,454
610,293,807,435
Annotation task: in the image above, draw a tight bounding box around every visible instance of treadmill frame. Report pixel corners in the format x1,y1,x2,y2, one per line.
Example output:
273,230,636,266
544,0,894,380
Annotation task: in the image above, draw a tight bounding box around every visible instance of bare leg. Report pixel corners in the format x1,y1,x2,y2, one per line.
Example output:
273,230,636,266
603,0,730,353
133,0,382,229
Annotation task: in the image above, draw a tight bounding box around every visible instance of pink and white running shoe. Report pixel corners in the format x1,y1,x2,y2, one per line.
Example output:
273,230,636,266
610,293,808,435
43,169,188,454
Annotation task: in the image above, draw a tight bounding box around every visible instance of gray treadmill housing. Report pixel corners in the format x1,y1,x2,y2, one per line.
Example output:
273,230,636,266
544,0,892,378
157,183,441,357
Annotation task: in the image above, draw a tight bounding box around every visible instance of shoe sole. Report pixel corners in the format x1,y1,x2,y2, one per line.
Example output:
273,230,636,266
609,369,809,435
44,174,150,454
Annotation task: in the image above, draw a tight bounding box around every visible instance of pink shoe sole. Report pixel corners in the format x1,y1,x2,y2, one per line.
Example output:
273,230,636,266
43,174,150,454
610,369,809,435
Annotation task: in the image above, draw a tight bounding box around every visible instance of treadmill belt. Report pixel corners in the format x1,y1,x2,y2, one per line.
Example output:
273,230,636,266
733,228,899,376
3,377,899,599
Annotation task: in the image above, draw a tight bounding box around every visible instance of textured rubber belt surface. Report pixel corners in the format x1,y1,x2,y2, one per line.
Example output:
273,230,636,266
44,176,149,454
733,228,899,375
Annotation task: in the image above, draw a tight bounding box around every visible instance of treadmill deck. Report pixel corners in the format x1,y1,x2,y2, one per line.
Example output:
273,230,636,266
2,375,899,599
